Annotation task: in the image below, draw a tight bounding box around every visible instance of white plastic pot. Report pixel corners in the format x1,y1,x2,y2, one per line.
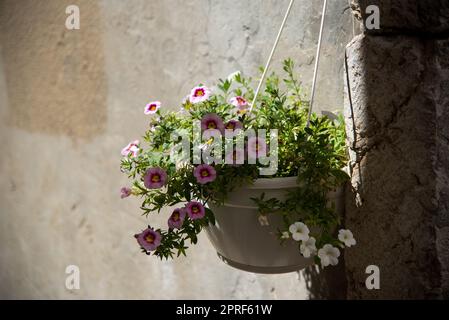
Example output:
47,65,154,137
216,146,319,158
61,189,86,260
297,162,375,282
205,176,344,274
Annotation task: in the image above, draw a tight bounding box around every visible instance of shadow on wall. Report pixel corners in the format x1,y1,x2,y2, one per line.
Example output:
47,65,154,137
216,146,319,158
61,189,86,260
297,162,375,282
301,182,348,300
302,257,347,299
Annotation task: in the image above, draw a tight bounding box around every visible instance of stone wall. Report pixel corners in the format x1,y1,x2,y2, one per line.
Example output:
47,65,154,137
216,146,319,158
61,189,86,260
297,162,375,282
344,0,449,299
0,0,353,299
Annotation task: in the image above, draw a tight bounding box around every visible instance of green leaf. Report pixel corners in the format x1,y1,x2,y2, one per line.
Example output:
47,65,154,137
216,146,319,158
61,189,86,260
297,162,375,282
205,207,216,226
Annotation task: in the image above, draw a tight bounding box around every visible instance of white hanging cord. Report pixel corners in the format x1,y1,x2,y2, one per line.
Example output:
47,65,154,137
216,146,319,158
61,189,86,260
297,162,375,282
306,0,328,128
248,0,295,114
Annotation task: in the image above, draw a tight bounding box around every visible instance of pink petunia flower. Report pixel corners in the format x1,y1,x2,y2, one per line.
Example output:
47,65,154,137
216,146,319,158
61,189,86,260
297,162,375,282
189,86,211,104
224,120,243,131
247,136,267,159
168,208,186,229
193,164,217,184
201,113,225,133
225,147,245,166
135,227,162,252
230,96,248,108
121,140,140,157
185,201,206,220
120,187,132,199
144,167,168,189
144,101,161,115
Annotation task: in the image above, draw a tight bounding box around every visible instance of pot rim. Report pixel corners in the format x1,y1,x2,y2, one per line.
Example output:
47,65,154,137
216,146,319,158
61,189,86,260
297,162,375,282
246,176,298,190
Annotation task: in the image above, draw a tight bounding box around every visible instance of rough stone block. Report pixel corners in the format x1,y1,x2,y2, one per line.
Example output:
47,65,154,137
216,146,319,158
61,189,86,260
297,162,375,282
344,34,449,298
351,0,449,35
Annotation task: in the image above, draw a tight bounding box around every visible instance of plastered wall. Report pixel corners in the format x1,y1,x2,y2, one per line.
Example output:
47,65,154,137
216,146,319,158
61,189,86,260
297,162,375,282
0,0,353,299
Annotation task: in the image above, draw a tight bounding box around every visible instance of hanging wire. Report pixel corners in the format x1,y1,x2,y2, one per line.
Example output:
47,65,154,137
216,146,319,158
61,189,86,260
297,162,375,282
248,0,295,114
306,0,328,128
248,0,329,132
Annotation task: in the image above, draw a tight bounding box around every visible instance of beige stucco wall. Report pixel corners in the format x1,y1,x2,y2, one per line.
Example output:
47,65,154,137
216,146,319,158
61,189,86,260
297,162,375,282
0,0,353,299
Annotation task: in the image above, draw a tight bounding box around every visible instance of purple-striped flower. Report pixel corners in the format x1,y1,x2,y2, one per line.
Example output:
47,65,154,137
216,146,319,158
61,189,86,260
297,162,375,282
121,140,140,157
144,167,168,189
247,136,267,159
120,187,132,199
185,201,205,220
144,101,161,115
168,208,186,229
134,227,162,252
230,96,248,108
193,164,217,184
224,120,243,131
189,86,211,104
201,113,224,133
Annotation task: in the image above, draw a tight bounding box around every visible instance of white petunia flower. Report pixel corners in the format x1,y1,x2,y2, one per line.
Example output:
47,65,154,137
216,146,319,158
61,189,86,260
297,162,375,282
338,229,356,247
281,231,290,239
318,244,340,267
288,222,310,242
300,237,317,258
258,214,269,226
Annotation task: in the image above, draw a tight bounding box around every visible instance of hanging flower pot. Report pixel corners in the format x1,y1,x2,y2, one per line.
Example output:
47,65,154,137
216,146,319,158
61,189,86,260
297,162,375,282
120,58,356,272
205,177,344,273
118,0,358,273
